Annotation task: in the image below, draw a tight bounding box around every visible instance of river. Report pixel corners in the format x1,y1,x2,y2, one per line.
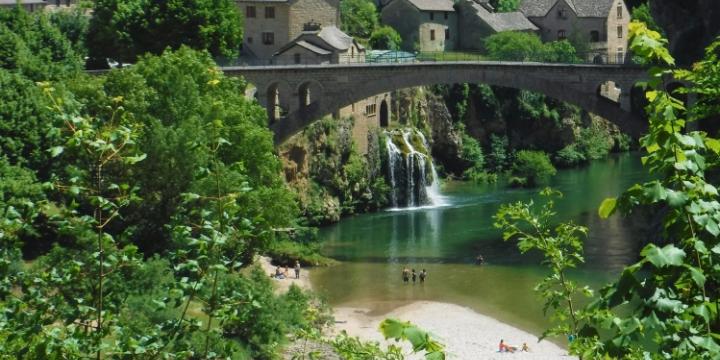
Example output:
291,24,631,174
310,153,651,336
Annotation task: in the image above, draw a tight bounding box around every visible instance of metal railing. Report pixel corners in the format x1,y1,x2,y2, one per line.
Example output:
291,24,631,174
217,50,633,67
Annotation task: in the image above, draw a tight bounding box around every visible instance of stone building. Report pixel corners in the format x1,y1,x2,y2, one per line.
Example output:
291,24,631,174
240,0,391,152
274,22,365,65
519,0,630,63
380,0,458,52
456,0,539,51
237,0,341,60
0,0,47,11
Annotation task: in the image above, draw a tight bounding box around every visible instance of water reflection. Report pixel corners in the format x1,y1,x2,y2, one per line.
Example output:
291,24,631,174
314,153,652,335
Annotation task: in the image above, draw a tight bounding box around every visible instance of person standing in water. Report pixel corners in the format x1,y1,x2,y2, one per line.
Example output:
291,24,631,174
294,260,301,279
411,269,417,284
402,266,410,283
419,269,427,283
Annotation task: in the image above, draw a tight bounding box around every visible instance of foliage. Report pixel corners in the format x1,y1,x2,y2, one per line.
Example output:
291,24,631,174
489,0,521,12
577,125,614,161
369,26,402,50
48,6,89,56
494,189,592,342
379,319,446,360
554,144,587,168
577,22,720,359
81,47,297,255
631,3,663,35
487,134,510,172
330,331,404,360
267,239,337,267
485,32,580,63
87,0,243,65
504,22,720,360
340,0,378,39
0,6,82,80
459,124,490,182
511,150,557,187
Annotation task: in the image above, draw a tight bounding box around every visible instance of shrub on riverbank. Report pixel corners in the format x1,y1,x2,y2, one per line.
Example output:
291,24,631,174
510,150,557,187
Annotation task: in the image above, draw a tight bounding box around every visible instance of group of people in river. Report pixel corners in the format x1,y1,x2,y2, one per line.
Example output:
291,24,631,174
401,267,427,284
498,339,530,353
272,260,301,280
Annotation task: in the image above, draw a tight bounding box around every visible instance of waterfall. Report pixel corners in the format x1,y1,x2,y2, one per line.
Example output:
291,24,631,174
384,128,444,208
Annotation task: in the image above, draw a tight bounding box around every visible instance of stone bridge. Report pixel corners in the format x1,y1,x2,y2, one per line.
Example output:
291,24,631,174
221,62,648,144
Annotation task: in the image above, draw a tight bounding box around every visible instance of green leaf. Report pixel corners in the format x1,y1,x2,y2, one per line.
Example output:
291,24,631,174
48,146,64,157
686,265,706,287
666,190,689,208
598,198,617,219
379,319,407,340
706,138,720,154
644,181,668,202
642,244,686,268
124,153,147,164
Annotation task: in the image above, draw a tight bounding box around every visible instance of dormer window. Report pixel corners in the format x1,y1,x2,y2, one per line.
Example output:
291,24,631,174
558,8,567,18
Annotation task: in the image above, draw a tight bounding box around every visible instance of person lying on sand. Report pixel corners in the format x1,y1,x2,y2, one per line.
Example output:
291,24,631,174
498,339,517,353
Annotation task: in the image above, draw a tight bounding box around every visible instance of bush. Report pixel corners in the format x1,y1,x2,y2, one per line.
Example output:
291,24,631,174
511,150,556,187
577,126,614,160
266,239,337,267
369,26,402,50
554,144,587,168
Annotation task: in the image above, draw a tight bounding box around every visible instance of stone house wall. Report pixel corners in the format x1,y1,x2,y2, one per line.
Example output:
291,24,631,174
339,93,391,154
381,0,457,52
605,0,629,64
240,2,291,59
288,0,341,40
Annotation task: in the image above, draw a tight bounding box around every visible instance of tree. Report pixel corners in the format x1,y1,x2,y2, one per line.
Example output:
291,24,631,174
340,0,378,39
369,25,402,50
490,0,521,12
0,6,82,80
485,31,545,61
87,0,243,65
485,31,579,63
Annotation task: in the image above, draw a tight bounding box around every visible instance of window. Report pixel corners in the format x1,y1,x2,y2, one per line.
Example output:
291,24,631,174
617,4,623,19
558,8,566,18
558,29,566,40
430,29,436,41
366,103,377,116
262,32,274,45
445,29,450,40
430,12,434,20
617,47,624,64
265,6,275,19
246,6,256,18
247,36,253,44
617,25,623,38
444,12,448,20
294,53,301,64
590,30,600,42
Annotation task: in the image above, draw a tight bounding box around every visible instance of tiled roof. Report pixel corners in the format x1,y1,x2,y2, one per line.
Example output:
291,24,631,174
519,0,615,18
275,26,358,56
471,2,539,32
406,0,455,12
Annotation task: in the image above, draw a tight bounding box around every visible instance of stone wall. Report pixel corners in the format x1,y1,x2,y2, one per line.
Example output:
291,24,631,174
605,0,630,64
381,0,457,52
288,0,341,40
240,2,291,59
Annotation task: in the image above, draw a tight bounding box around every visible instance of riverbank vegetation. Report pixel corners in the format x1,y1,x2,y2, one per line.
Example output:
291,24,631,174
496,23,720,359
1,5,441,359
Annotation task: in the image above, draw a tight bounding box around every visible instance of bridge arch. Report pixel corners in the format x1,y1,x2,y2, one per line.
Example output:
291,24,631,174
297,80,323,112
264,81,292,124
230,62,648,144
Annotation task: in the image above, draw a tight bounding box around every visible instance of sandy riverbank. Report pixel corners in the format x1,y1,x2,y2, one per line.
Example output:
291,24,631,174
258,257,573,359
333,302,574,359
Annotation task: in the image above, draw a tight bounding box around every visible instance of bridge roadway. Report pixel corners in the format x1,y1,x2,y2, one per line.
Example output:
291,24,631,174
226,61,648,144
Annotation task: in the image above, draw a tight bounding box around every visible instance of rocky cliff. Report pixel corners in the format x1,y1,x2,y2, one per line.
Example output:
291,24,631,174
651,0,720,65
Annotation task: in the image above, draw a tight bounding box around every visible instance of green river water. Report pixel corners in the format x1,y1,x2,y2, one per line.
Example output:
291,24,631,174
310,153,651,336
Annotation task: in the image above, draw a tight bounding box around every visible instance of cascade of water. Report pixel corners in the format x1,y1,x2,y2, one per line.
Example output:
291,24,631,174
384,128,443,208
385,138,401,207
416,131,445,206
